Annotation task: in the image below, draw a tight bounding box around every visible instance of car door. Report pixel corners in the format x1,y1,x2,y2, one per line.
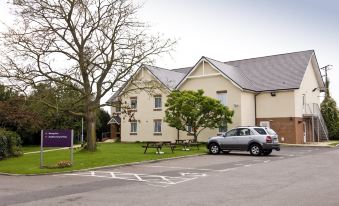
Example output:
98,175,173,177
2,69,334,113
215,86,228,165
219,129,238,150
236,128,252,150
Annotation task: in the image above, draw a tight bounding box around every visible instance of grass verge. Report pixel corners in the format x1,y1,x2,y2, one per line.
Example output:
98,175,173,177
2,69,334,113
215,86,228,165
328,140,339,147
0,143,206,175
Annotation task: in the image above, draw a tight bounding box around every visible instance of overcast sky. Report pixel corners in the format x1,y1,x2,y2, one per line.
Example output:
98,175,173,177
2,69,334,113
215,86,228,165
0,0,338,104
137,0,339,103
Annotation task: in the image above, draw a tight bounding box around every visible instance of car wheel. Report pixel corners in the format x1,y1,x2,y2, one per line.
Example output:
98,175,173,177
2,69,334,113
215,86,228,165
249,144,262,156
209,143,220,155
263,149,272,156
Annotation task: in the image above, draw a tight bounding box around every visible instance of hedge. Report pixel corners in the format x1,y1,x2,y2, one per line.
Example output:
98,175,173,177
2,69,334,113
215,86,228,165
0,129,23,159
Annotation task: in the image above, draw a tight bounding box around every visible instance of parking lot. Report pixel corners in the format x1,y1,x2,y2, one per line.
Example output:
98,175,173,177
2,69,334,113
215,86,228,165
1,146,339,206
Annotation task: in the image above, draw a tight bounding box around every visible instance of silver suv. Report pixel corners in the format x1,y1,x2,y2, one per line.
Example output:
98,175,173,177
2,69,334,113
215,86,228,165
207,127,280,156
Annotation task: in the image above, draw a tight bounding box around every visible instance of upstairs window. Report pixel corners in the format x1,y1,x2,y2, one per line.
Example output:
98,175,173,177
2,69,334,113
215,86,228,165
130,97,137,110
154,96,162,110
116,104,121,113
217,91,227,106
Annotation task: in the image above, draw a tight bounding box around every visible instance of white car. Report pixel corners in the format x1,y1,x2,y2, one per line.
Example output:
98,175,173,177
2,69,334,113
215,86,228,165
207,126,280,156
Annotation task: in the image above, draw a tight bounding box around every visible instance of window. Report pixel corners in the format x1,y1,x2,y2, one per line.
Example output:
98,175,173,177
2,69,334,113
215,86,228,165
218,121,228,133
116,104,121,113
259,121,270,128
130,121,137,134
267,128,277,135
154,96,162,109
154,120,162,134
225,129,237,137
187,125,192,134
130,97,137,110
254,128,267,135
217,91,227,106
238,128,251,136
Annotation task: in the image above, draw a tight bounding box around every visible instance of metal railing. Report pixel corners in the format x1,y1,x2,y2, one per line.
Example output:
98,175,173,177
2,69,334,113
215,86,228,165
303,103,328,141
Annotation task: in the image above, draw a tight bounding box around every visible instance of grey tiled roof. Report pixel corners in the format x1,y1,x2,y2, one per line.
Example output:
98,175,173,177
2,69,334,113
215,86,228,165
225,50,315,91
172,67,192,74
107,50,316,103
107,116,121,125
205,57,261,91
145,65,187,89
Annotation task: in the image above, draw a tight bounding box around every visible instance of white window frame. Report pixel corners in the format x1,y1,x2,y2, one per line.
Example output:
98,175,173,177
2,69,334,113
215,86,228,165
187,125,192,134
154,96,162,109
217,91,227,106
260,121,270,128
130,121,137,133
218,121,228,133
130,97,137,110
154,120,162,134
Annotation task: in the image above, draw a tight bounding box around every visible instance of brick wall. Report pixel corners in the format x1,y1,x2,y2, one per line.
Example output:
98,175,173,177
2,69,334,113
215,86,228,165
256,117,304,144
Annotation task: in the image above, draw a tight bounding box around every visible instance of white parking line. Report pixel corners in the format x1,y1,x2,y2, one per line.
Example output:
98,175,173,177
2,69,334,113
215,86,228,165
62,171,206,187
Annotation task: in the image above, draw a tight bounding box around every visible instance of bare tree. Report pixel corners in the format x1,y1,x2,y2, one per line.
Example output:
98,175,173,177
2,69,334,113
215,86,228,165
0,0,174,151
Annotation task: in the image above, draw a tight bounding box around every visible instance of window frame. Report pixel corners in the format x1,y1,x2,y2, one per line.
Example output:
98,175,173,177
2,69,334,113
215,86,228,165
130,120,138,134
130,97,137,110
154,95,162,110
154,119,162,135
216,90,227,106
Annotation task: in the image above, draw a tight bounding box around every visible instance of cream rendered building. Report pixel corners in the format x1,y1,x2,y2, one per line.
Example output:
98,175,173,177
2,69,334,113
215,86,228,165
108,50,328,144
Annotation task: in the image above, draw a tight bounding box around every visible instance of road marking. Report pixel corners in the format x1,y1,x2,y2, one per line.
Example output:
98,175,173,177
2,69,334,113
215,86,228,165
218,168,237,172
62,171,206,187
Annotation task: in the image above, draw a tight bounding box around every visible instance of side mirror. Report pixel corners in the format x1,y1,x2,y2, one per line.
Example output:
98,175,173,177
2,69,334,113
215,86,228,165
223,133,227,137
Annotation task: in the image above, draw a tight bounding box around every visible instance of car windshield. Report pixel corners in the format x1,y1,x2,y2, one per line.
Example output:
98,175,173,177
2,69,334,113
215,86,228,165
266,128,277,135
254,128,267,135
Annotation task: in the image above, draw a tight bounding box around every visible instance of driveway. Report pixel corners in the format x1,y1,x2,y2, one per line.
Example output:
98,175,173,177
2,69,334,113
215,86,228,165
1,146,339,206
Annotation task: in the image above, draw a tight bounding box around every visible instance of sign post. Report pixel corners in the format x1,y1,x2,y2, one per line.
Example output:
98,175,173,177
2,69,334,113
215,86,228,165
40,129,73,168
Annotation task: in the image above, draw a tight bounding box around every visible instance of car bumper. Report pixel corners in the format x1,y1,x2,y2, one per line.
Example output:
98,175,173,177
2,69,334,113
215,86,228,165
262,143,280,151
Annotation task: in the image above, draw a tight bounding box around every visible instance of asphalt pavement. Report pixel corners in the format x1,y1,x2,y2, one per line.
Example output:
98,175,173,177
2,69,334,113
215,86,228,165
1,146,339,206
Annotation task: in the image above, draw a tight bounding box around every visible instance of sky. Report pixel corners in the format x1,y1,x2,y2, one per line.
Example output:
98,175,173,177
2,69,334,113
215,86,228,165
136,0,339,103
0,0,338,104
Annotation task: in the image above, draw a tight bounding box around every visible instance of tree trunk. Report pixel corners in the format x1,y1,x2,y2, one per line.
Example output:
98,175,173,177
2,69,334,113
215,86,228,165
85,104,97,151
193,132,198,142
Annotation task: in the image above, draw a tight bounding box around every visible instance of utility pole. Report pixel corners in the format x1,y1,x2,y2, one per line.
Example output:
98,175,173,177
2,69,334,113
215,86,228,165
320,65,332,97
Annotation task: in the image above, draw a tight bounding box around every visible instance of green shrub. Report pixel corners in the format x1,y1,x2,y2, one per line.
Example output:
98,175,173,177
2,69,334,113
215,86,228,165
0,129,23,159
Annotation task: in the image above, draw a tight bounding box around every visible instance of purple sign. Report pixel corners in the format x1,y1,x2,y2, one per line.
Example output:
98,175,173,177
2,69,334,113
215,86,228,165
42,130,72,147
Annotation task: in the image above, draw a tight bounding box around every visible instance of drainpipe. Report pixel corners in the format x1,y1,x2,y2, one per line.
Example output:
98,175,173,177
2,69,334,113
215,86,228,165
254,92,261,126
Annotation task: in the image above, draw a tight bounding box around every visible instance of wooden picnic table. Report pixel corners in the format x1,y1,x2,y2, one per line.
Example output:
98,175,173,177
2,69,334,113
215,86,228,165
142,141,175,154
175,139,200,150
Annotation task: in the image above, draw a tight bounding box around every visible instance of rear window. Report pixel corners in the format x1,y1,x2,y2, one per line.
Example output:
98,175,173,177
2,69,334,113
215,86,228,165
254,128,267,135
267,128,277,135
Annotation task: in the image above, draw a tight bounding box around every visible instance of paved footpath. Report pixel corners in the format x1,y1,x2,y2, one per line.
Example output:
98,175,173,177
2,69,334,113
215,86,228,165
1,146,339,206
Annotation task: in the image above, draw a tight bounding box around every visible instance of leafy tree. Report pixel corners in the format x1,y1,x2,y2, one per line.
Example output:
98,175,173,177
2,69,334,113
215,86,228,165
0,0,174,151
321,80,339,140
165,90,234,142
96,109,111,142
0,85,43,140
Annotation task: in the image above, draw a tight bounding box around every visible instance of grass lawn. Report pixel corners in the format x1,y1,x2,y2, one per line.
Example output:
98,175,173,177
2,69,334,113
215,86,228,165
0,143,207,175
328,140,339,147
21,145,55,153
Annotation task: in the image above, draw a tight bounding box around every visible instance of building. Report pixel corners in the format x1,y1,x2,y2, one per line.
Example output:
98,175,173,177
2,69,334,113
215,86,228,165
107,50,328,144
